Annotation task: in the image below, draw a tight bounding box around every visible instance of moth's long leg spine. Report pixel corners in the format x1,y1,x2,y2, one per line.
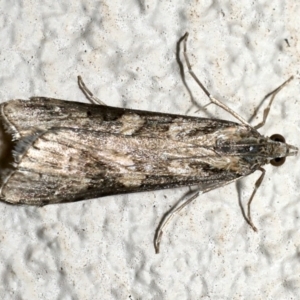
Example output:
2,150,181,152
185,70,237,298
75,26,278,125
77,76,107,106
182,32,252,127
154,190,200,253
246,167,266,232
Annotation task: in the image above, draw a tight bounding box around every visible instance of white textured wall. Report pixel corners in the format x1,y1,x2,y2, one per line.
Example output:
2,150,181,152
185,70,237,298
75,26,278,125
0,1,299,299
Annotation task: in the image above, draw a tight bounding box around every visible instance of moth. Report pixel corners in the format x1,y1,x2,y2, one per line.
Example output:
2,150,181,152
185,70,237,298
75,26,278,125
0,33,297,253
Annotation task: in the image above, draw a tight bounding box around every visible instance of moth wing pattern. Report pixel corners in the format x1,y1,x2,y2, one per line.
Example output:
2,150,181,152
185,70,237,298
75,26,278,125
0,124,247,205
1,98,110,139
0,97,260,205
1,97,247,140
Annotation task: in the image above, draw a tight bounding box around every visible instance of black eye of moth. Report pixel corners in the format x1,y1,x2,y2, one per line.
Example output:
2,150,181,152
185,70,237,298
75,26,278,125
270,156,286,167
270,134,285,143
269,134,286,167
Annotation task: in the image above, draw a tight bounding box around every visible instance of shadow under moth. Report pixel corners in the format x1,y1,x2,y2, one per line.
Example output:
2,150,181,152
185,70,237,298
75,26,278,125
0,33,297,252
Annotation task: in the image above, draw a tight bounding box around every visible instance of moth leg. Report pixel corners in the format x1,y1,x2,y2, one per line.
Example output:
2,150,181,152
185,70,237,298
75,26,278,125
182,32,251,127
77,76,107,105
253,76,294,129
246,167,266,231
154,190,200,254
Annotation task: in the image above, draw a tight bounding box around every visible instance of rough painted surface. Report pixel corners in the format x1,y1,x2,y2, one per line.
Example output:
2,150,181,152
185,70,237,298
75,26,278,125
0,1,299,299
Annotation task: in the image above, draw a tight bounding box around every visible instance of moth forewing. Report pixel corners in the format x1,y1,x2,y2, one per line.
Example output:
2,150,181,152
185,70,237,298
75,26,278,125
0,33,297,253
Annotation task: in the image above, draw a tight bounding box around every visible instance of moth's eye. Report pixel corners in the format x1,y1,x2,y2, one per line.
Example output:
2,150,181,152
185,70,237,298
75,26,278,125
270,157,286,167
270,134,285,143
269,134,286,167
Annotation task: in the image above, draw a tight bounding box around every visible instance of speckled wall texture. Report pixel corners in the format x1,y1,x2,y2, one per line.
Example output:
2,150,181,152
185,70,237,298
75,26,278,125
0,1,299,299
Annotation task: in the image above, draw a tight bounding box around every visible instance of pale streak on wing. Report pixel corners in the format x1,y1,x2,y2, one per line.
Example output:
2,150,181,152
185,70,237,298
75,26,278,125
1,98,245,144
1,128,244,205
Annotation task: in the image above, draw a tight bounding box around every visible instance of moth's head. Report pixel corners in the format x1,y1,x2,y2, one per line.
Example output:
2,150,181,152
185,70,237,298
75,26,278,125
266,134,298,166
